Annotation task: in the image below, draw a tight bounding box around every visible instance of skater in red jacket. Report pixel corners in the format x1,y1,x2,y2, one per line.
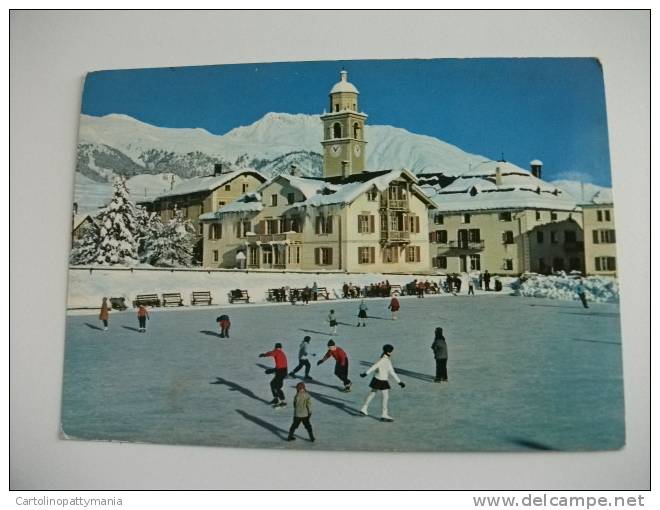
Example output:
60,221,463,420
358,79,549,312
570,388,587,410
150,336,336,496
317,340,352,392
388,296,400,320
259,342,288,406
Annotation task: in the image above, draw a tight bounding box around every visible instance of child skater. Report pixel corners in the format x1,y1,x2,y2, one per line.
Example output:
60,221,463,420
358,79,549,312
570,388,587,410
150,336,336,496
388,295,400,320
317,340,352,392
328,309,338,335
137,304,149,332
216,314,231,338
357,300,368,327
359,344,405,422
287,382,315,442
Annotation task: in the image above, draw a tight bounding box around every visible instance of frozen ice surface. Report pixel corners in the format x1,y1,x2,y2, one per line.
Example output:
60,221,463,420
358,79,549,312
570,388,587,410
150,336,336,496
61,294,624,452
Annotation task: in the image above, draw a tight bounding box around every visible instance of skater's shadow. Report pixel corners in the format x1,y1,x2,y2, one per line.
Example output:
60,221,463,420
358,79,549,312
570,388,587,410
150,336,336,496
211,377,271,405
507,437,559,451
235,409,289,441
560,311,619,318
358,361,434,382
121,326,140,332
571,337,621,346
299,328,333,336
84,323,103,331
528,303,580,310
297,378,344,392
200,330,223,338
307,390,362,417
364,316,389,320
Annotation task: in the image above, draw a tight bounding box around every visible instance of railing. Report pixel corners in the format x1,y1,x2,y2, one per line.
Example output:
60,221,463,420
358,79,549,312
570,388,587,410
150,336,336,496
380,230,410,243
435,240,485,251
246,232,302,243
380,198,409,210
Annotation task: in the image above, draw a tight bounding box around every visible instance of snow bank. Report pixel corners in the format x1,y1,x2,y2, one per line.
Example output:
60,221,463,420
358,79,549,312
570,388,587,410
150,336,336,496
510,273,619,303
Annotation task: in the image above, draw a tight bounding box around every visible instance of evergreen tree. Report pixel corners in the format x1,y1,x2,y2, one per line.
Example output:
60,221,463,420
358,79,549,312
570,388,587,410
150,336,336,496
142,207,197,267
95,176,140,265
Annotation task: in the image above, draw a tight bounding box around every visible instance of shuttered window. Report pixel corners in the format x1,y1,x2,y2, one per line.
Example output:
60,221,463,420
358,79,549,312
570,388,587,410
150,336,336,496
314,247,333,265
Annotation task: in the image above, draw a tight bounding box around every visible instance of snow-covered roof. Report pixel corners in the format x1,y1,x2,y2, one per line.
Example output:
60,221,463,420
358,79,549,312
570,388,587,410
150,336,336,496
329,70,359,94
154,169,266,200
429,162,579,213
199,192,264,220
275,174,329,199
588,188,614,205
73,214,93,230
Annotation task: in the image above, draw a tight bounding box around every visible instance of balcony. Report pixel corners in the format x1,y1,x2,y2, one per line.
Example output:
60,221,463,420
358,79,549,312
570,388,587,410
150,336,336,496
380,198,409,210
246,232,302,244
380,230,410,243
435,240,485,252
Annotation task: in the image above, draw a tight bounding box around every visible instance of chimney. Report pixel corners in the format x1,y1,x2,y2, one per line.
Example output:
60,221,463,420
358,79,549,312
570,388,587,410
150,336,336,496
495,166,502,186
530,159,543,179
72,202,78,215
341,160,349,179
214,163,223,176
290,164,299,176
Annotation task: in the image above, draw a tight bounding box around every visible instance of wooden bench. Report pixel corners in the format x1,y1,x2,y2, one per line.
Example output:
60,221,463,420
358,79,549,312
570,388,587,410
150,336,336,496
315,287,331,300
389,285,403,296
133,294,161,308
228,289,250,304
162,292,184,307
191,291,213,306
266,288,287,302
109,297,127,311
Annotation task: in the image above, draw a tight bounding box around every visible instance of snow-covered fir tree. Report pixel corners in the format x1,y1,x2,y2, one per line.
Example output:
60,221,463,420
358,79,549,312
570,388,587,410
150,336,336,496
69,221,101,265
94,176,140,265
141,206,197,267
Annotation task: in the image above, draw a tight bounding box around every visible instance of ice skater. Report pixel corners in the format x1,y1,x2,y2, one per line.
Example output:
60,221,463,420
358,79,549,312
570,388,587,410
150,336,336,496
388,295,400,320
287,382,315,442
99,297,109,331
289,336,313,380
357,300,368,327
258,342,288,407
317,339,352,392
483,270,491,291
575,278,589,309
137,304,149,332
431,327,448,382
328,309,338,335
216,314,231,338
359,344,405,422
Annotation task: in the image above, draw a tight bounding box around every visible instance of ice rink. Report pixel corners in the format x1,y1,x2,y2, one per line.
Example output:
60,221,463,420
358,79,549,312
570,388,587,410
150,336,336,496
61,294,624,452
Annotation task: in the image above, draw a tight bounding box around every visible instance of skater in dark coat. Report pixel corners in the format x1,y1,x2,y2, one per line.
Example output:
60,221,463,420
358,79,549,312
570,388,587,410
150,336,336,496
287,382,315,442
258,342,288,406
359,344,405,422
289,336,313,379
99,297,109,331
431,327,448,382
388,296,400,320
137,304,149,332
216,314,231,338
576,279,589,308
317,340,352,392
357,300,368,327
483,270,491,291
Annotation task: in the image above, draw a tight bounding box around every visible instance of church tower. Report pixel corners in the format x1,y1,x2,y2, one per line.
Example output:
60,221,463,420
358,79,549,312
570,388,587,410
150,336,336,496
320,70,368,179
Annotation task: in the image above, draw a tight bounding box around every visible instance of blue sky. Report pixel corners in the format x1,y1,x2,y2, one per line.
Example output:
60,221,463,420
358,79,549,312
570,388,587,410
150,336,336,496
82,58,612,186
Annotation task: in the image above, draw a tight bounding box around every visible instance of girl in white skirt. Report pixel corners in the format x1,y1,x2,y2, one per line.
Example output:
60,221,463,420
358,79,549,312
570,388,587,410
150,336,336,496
359,344,405,422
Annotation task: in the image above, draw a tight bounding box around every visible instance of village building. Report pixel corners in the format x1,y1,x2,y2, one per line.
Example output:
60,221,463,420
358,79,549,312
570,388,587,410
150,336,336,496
72,213,94,242
581,189,617,276
424,160,585,275
199,71,436,272
139,165,266,261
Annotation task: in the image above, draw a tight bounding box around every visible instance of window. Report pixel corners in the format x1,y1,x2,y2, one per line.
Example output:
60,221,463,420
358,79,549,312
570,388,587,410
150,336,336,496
553,257,565,271
408,215,420,233
550,231,558,244
266,219,279,235
218,201,226,209
536,231,544,244
353,122,361,139
367,189,378,201
383,246,399,263
287,192,295,205
434,256,448,269
213,250,219,262
358,247,376,264
406,246,421,263
593,229,616,244
434,214,444,225
358,214,375,233
208,223,222,240
333,122,342,138
242,183,248,193
502,231,514,244
334,104,339,113
535,210,541,221
538,258,546,273
270,194,278,207
249,246,259,267
262,246,273,264
605,210,611,221
597,210,603,221
225,184,231,191
565,230,577,243
236,221,252,238
295,246,301,264
462,213,471,224
569,257,581,271
595,256,616,271
468,229,481,242
314,247,333,265
550,211,558,221
431,229,448,244
315,215,334,234
503,258,513,270
499,211,512,222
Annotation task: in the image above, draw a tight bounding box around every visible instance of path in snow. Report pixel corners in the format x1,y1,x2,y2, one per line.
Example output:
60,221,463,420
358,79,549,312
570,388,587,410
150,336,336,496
61,295,624,452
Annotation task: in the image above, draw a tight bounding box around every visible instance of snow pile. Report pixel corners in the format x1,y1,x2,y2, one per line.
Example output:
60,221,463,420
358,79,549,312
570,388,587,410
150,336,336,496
510,274,619,303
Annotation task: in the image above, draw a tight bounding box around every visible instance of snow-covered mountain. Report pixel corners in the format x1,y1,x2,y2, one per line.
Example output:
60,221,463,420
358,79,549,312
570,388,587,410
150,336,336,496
77,112,490,182
551,180,612,204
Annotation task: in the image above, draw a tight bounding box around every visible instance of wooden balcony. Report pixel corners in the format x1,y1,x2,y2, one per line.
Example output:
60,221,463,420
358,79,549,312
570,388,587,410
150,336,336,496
380,230,410,243
380,198,409,210
246,232,302,244
435,240,485,252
